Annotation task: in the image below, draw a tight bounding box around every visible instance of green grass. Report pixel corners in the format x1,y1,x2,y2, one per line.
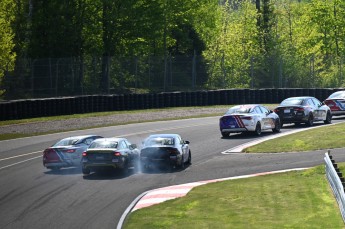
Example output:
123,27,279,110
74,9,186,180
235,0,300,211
245,122,345,153
124,165,345,229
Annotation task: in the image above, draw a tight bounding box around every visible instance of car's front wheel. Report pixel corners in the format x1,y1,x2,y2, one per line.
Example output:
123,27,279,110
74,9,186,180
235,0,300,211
324,111,332,124
272,119,281,133
187,150,192,165
254,122,262,136
305,113,314,127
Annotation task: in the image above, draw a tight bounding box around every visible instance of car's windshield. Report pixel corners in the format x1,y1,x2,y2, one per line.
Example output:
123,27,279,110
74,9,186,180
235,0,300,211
89,141,118,149
280,98,303,106
225,106,253,115
144,137,174,146
53,138,80,146
329,91,345,99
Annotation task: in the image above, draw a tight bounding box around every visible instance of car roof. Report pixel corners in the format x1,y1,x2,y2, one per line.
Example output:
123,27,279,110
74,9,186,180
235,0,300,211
92,137,124,142
147,134,180,139
62,135,100,140
284,96,314,100
230,104,261,108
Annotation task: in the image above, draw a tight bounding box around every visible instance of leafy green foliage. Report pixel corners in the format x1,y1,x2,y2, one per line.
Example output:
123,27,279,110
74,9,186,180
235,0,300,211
0,0,16,92
2,0,345,98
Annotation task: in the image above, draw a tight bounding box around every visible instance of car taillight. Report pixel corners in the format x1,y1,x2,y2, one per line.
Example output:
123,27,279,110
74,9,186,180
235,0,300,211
82,152,87,157
324,100,339,109
274,108,279,113
294,107,304,112
114,152,121,156
43,148,54,155
168,149,179,155
241,116,252,120
64,149,76,153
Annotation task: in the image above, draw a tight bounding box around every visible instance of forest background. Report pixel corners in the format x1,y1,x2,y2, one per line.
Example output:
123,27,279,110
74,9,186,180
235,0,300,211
0,0,344,100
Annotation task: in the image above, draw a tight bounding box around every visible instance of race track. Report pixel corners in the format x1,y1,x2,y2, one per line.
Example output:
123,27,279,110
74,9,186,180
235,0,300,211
1,116,345,229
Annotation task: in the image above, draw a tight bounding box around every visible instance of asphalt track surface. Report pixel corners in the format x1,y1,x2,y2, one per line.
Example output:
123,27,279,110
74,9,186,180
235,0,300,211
1,116,345,229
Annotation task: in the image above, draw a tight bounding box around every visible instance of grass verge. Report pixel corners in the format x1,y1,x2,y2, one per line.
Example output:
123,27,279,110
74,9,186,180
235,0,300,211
124,165,344,229
245,122,345,153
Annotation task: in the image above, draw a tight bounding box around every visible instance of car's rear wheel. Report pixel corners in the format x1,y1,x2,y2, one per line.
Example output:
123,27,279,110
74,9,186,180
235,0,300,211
324,111,332,124
221,132,230,138
121,162,129,175
254,122,262,136
272,119,281,133
82,167,90,175
305,113,314,127
180,155,185,169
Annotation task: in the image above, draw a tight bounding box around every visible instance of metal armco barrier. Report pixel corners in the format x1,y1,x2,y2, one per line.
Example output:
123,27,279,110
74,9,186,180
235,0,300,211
324,151,345,223
0,88,343,121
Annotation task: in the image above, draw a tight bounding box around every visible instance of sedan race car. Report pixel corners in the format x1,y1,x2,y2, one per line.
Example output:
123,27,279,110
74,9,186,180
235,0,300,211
43,135,103,170
140,134,191,171
323,90,345,116
219,104,281,137
274,96,332,127
81,137,140,175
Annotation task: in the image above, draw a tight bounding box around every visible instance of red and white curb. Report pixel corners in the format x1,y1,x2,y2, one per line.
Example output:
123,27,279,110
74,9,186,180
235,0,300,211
131,168,308,212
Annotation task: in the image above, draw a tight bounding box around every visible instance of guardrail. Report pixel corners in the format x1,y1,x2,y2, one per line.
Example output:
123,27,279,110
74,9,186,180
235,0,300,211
0,88,341,121
324,151,345,222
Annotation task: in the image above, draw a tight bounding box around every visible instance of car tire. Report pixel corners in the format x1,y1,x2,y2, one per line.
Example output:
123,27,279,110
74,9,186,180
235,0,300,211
305,113,314,127
324,111,332,124
221,132,230,138
82,167,90,175
272,119,281,133
187,150,192,165
180,155,185,169
121,162,129,175
254,122,262,136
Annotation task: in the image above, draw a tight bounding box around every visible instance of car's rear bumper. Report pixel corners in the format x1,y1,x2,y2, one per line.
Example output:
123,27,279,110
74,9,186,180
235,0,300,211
82,160,125,169
280,116,308,123
330,110,345,116
44,162,71,168
140,155,181,167
220,127,250,133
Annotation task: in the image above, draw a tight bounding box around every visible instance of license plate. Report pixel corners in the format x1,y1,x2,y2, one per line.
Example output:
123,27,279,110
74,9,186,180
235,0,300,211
112,159,119,162
96,156,104,160
284,109,290,113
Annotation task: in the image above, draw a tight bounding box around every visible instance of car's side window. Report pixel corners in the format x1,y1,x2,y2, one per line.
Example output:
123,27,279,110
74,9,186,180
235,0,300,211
124,140,132,148
259,106,269,114
84,138,93,145
255,107,263,114
118,141,127,149
312,98,321,107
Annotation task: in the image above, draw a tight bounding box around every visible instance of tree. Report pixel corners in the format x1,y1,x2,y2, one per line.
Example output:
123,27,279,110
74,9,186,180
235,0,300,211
0,0,16,96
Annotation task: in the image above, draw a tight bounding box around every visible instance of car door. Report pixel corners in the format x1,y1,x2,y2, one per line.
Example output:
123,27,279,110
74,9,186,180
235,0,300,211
255,106,269,130
177,136,188,163
312,98,327,120
125,139,139,164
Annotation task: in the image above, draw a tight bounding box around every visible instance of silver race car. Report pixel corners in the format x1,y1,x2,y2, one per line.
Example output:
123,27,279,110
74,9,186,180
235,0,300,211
219,104,281,137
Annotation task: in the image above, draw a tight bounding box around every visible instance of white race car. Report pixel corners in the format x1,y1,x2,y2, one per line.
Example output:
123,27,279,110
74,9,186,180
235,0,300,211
219,104,281,137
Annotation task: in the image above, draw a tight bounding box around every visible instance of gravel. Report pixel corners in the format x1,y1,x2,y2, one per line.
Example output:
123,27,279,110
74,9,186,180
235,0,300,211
0,107,227,135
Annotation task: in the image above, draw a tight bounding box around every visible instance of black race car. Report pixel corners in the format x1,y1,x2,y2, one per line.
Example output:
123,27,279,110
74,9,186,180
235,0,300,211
274,96,332,127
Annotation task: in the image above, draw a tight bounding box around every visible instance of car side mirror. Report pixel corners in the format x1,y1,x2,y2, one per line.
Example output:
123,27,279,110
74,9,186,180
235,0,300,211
130,144,137,149
184,140,190,144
